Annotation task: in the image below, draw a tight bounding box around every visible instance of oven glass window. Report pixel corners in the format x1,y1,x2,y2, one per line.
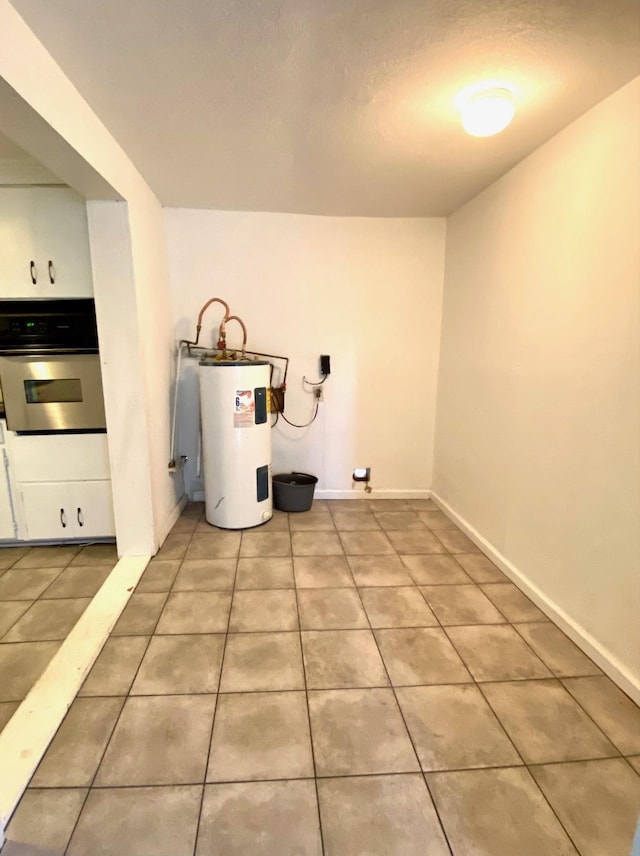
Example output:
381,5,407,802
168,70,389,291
24,379,83,404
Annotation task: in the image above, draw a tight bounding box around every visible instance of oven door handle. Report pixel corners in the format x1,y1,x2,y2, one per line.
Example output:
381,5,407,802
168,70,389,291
30,260,37,285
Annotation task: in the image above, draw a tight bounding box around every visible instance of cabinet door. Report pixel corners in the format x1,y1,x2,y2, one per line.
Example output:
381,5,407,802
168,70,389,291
0,188,38,297
19,482,71,541
31,187,93,297
71,480,115,539
0,450,17,540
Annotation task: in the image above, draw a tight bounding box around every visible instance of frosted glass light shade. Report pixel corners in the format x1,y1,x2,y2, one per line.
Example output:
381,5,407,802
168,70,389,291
461,88,515,137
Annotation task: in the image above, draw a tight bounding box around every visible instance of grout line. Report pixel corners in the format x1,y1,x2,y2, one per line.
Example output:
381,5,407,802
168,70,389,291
292,531,326,856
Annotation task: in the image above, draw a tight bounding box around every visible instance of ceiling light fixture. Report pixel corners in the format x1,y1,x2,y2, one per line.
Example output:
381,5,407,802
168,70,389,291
456,83,516,138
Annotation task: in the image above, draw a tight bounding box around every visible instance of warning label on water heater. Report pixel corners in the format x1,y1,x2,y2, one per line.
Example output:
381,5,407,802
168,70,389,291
234,389,255,427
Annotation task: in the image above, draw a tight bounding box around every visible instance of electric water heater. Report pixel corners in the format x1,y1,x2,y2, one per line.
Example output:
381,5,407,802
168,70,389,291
199,359,272,529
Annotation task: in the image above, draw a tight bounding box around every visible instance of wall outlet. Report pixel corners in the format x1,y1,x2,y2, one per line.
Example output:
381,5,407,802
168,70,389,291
314,386,323,401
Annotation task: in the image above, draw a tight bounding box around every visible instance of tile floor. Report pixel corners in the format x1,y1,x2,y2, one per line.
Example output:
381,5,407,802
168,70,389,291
2,499,640,856
0,542,118,733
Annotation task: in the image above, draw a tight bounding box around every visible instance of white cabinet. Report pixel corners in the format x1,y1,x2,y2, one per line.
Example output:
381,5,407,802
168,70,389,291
20,480,114,541
0,187,93,298
0,423,18,541
7,430,115,542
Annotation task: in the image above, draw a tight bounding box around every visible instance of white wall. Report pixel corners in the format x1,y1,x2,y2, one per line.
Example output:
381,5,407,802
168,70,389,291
165,211,446,497
0,1,181,553
434,78,640,695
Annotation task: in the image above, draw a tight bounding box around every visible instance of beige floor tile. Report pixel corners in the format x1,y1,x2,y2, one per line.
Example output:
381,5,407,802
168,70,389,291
0,641,61,701
234,556,294,589
31,697,124,787
428,767,578,856
79,636,149,697
3,598,90,642
339,530,396,555
136,559,181,593
294,556,355,587
297,588,368,629
332,511,381,531
374,511,428,530
347,555,414,587
240,531,292,557
207,691,313,781
530,759,640,856
310,500,330,512
400,554,472,585
365,499,411,511
446,625,552,681
318,774,449,856
186,531,241,559
480,582,547,622
417,510,459,530
0,601,31,637
292,531,344,556
289,512,335,531
0,701,19,729
514,623,601,678
40,565,112,599
172,558,236,591
360,587,438,628
301,629,389,689
562,676,640,754
69,543,118,566
220,632,304,692
481,680,617,764
0,567,63,600
627,756,640,774
454,553,506,582
375,628,471,686
157,533,191,559
68,786,201,856
252,512,290,532
385,530,446,555
404,499,438,511
6,788,87,854
169,515,199,534
155,591,231,634
309,688,419,776
397,684,521,771
196,780,322,856
95,694,216,786
12,546,80,569
229,589,298,631
111,593,167,636
131,634,225,695
421,584,506,625
434,531,480,553
327,499,374,512
182,502,204,519
0,546,29,570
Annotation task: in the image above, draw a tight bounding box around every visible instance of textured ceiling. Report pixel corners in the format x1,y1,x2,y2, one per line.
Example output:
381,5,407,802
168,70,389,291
8,0,640,215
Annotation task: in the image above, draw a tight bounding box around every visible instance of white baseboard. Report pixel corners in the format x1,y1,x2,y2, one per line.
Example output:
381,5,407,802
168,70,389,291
157,494,189,547
0,555,150,843
316,489,433,500
431,491,640,705
192,489,432,502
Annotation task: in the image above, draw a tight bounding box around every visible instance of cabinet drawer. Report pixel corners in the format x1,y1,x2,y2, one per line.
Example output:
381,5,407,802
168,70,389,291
9,433,111,482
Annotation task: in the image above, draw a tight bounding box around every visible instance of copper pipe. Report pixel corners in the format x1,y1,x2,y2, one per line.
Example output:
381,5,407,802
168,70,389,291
225,314,248,354
181,297,231,348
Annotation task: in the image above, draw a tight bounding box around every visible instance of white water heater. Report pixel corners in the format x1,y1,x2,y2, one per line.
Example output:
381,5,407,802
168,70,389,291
199,359,272,529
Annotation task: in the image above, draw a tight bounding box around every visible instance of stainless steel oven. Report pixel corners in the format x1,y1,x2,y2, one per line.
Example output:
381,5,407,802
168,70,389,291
0,299,106,433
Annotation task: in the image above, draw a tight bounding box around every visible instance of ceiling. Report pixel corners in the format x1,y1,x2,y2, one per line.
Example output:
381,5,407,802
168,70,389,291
8,0,640,216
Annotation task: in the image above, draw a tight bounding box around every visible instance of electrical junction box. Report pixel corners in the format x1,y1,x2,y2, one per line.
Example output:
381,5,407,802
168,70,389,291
320,355,331,376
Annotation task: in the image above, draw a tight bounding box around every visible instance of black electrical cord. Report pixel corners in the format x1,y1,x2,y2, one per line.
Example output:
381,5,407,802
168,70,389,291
270,411,280,428
279,398,320,428
302,374,327,387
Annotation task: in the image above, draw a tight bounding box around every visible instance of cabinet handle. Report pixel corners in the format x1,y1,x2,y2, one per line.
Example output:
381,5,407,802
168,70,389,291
77,507,84,527
30,260,37,284
60,508,67,528
48,260,56,284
